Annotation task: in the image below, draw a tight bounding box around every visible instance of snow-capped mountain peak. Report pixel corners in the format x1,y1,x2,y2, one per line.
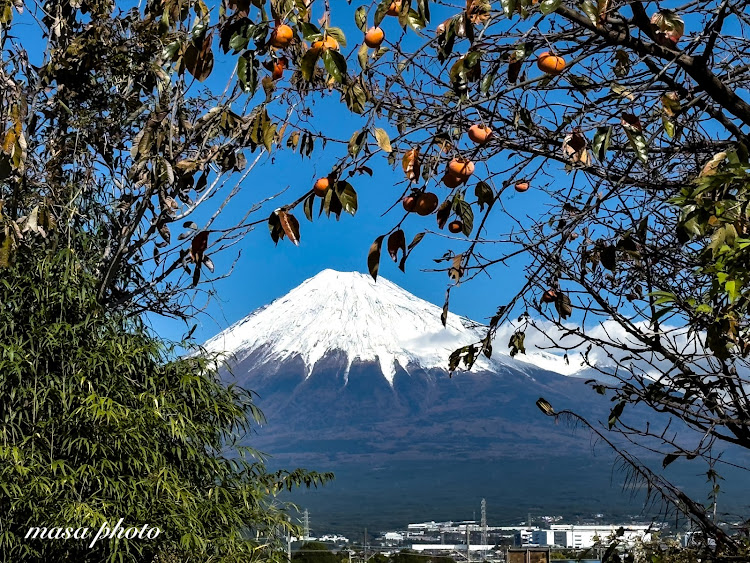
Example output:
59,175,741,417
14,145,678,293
203,269,584,384
204,269,490,383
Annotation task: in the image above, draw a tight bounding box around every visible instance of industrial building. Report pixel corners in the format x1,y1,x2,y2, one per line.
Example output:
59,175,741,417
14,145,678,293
529,524,652,549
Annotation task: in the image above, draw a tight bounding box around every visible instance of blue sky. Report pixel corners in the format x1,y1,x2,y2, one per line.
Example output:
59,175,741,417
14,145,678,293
10,0,682,345
138,1,556,345
8,0,550,346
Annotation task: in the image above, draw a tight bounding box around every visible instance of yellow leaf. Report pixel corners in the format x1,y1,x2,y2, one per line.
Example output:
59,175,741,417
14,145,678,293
374,127,392,153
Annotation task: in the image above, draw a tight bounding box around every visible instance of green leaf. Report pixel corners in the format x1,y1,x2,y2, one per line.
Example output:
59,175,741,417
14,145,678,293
403,9,427,31
354,5,367,31
322,49,347,82
539,0,561,15
648,290,677,306
416,0,431,23
601,245,617,271
344,82,368,114
580,0,599,26
480,71,495,95
348,129,366,157
508,330,526,356
455,200,474,236
300,49,320,81
374,127,392,153
262,120,277,152
335,181,358,215
555,292,573,319
326,26,347,47
726,279,740,302
387,229,406,263
608,401,625,429
237,51,258,94
474,182,494,211
500,0,517,17
514,42,532,61
662,115,675,139
374,0,390,26
299,21,322,41
358,42,369,70
303,194,315,222
624,128,649,165
592,126,612,162
228,30,250,52
614,50,630,77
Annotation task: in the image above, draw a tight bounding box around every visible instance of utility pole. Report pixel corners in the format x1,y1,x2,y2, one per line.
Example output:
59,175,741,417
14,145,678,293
364,528,367,563
286,514,292,562
481,499,487,547
303,509,310,540
466,523,470,563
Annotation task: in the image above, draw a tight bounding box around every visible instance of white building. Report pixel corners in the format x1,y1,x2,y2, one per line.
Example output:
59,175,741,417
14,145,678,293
407,522,452,531
318,534,349,543
410,544,496,553
530,525,651,549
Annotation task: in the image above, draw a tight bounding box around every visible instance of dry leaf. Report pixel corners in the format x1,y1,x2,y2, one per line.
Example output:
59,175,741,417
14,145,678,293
278,210,301,246
448,253,464,283
700,152,727,178
387,229,406,263
402,147,421,182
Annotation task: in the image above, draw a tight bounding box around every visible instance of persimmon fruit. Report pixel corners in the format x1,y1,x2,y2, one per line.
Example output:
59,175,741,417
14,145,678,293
537,52,566,75
402,195,417,212
448,220,463,234
387,1,402,16
313,177,330,197
448,158,475,181
515,181,530,193
468,124,492,145
364,27,385,48
270,24,294,48
415,192,439,216
442,173,463,188
311,35,339,55
271,56,288,80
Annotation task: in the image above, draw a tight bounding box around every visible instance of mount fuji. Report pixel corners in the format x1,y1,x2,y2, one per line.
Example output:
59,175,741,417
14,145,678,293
203,269,609,462
203,270,748,530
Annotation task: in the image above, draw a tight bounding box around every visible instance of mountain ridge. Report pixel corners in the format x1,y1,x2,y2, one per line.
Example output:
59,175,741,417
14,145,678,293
204,269,585,384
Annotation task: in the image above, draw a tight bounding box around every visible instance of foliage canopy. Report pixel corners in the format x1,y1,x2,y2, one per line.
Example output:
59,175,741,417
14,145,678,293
4,0,750,557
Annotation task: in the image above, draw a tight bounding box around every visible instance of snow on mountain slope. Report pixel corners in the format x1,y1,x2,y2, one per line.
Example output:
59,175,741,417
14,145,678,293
203,269,584,383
